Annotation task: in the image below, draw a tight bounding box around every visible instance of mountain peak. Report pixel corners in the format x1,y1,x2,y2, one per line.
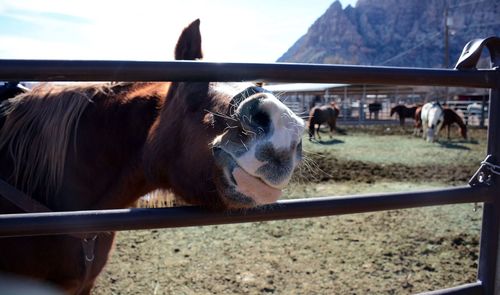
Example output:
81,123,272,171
328,0,343,11
277,0,500,68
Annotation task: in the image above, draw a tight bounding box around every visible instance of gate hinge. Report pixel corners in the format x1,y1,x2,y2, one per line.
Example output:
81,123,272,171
469,155,500,187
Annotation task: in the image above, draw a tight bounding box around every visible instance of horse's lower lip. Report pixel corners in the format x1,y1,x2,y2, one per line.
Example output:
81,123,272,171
213,146,282,204
232,167,282,204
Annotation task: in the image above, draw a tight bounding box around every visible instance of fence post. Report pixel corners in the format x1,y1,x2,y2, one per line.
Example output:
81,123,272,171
479,85,500,295
474,39,500,295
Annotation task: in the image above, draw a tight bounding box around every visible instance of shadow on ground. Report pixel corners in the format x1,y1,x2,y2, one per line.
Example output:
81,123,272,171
438,141,471,150
312,138,344,145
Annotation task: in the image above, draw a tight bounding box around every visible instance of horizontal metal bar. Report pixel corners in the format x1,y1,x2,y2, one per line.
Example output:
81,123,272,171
0,186,492,238
417,281,483,295
0,59,497,88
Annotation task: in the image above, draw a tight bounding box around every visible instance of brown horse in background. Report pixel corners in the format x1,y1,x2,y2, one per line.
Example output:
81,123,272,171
0,20,305,294
413,106,423,136
441,108,467,140
368,102,382,120
308,102,340,141
390,104,419,126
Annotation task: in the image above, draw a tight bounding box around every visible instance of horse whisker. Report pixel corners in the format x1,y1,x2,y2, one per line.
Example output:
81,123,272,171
240,139,248,151
204,109,237,122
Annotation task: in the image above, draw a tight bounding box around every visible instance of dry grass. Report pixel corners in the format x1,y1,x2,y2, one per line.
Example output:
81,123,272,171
137,190,188,208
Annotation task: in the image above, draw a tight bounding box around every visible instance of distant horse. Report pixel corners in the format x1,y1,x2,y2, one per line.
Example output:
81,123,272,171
421,102,444,142
441,108,467,140
390,104,419,126
413,106,423,136
368,102,382,119
0,20,305,294
308,102,340,141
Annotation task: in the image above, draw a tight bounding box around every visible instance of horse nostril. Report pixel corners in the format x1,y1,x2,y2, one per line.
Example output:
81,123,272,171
252,109,270,130
238,102,271,135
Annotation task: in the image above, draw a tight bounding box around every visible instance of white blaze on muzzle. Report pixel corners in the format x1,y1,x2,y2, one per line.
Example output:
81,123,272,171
213,85,305,204
231,88,305,189
259,95,305,150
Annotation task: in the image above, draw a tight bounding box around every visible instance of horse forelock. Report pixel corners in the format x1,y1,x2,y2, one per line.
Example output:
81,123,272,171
0,83,109,203
207,82,258,114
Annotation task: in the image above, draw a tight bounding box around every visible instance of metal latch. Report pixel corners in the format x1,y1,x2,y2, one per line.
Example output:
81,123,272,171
469,155,499,187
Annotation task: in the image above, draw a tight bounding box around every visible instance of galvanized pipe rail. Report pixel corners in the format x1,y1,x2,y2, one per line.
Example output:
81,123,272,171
0,186,492,238
0,59,497,88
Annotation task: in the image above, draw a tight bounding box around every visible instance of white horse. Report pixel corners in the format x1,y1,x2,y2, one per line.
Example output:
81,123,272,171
421,102,444,142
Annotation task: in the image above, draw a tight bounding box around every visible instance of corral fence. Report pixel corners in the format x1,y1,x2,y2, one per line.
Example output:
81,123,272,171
0,37,499,295
271,83,490,127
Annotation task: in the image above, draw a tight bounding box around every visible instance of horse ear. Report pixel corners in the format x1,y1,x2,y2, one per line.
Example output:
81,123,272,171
175,19,203,60
173,20,208,110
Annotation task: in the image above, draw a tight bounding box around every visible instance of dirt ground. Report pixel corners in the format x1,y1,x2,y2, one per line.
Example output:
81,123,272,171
293,152,476,185
93,126,487,295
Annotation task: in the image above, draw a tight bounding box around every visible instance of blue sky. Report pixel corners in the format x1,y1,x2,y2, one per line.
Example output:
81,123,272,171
0,0,357,62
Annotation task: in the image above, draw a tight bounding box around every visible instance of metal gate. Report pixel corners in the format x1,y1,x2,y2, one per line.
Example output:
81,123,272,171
0,37,499,295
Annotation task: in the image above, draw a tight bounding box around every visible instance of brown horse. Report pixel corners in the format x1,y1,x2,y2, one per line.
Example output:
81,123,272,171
308,102,339,141
368,102,382,120
0,20,305,294
441,108,467,140
390,104,419,126
413,106,423,136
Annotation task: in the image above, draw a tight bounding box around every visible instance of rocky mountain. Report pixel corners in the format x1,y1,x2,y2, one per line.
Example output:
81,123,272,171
278,0,500,68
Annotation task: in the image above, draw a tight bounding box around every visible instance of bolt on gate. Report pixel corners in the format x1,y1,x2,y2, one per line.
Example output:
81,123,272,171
0,37,499,295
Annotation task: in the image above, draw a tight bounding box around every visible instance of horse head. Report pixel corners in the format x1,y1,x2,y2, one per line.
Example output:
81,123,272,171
390,106,395,117
390,105,400,117
453,109,468,140
461,125,468,140
144,20,305,209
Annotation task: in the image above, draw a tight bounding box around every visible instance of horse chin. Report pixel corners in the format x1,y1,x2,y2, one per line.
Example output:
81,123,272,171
212,147,282,209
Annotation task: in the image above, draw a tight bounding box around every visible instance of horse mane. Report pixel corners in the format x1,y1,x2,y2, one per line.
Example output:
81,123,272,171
0,83,118,202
